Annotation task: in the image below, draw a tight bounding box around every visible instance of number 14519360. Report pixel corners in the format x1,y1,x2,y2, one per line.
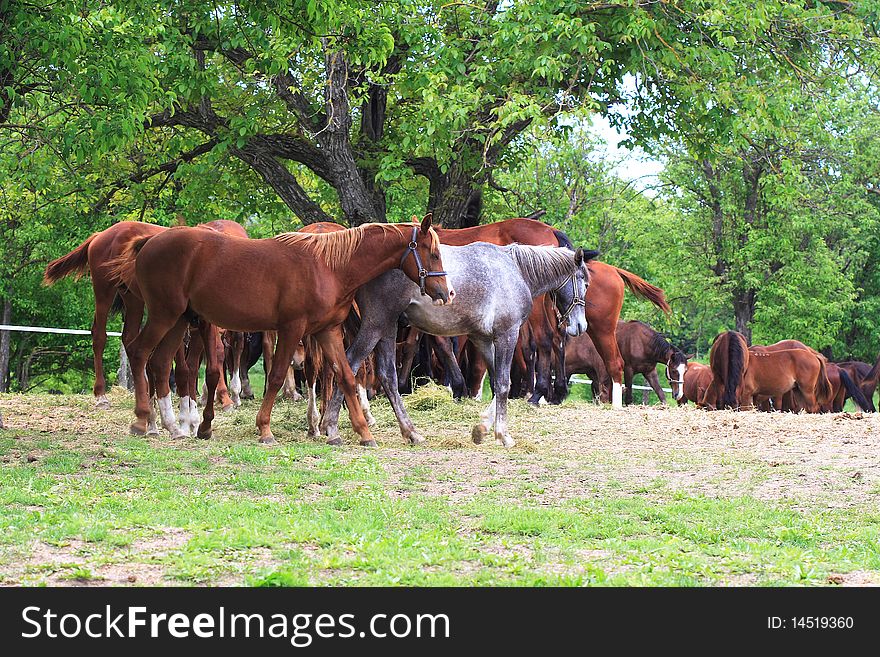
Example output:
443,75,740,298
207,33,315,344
768,617,854,630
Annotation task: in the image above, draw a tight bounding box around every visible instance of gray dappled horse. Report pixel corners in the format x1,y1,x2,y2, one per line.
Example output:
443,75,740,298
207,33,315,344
316,242,597,447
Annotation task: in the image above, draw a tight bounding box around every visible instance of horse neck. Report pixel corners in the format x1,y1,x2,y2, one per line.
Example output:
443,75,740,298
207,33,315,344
339,225,413,294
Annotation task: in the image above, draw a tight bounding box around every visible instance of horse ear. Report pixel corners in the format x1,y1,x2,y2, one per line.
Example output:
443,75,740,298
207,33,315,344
686,353,696,360
574,248,584,267
582,249,600,261
420,213,433,234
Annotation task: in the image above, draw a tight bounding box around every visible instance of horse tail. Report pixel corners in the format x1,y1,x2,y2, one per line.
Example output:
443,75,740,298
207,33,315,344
553,229,574,250
815,355,833,405
43,233,96,285
839,369,871,412
711,331,746,410
109,292,125,317
106,235,153,289
614,266,671,313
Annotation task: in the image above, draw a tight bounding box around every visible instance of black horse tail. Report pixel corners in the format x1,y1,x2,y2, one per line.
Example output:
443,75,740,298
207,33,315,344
553,229,574,250
839,369,872,412
710,331,747,410
109,292,125,316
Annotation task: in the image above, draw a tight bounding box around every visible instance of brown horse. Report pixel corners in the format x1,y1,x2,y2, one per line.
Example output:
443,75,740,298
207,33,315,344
703,331,750,410
616,320,688,405
436,218,670,408
678,362,712,406
43,220,246,415
740,348,831,412
563,330,608,402
108,217,450,445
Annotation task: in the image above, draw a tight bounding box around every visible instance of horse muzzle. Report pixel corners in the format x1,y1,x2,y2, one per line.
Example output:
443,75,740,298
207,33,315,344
566,318,588,337
431,286,455,306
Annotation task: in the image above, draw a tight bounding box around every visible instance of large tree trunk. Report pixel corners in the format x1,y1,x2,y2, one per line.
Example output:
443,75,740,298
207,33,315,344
0,298,11,392
733,289,755,344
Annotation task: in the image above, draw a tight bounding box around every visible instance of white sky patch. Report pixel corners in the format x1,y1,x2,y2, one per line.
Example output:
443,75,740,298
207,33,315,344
586,114,665,195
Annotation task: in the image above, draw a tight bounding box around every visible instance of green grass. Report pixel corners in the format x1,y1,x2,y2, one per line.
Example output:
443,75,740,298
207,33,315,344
0,388,878,586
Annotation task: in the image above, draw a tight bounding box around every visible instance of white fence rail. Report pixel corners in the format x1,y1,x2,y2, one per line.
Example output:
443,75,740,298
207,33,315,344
569,375,672,394
0,324,121,337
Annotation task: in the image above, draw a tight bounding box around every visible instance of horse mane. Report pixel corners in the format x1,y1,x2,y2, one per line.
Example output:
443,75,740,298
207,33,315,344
647,326,675,360
506,245,577,291
274,223,430,270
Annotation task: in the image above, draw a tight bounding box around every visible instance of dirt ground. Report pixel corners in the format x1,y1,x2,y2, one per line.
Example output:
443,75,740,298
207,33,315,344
1,387,879,586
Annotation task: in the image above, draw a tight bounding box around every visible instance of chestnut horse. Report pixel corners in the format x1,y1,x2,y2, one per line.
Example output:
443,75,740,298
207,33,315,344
108,217,450,445
435,218,671,409
836,359,879,412
43,220,247,415
678,362,712,406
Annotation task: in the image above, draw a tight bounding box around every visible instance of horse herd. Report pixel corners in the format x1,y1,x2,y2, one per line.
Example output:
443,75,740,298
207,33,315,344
41,215,876,448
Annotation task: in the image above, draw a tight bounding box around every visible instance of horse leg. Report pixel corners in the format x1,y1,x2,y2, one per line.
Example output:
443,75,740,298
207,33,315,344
589,325,625,410
315,326,375,447
647,369,666,405
261,331,276,397
469,338,498,444
623,366,634,406
304,347,321,438
491,330,518,447
225,331,244,408
397,327,421,393
551,334,569,404
255,328,303,444
212,329,235,412
90,284,113,409
147,320,191,440
433,336,467,400
127,313,181,436
528,325,553,406
196,322,225,440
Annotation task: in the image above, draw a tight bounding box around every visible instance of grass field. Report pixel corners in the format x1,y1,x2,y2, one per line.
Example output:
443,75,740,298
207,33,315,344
1,385,879,587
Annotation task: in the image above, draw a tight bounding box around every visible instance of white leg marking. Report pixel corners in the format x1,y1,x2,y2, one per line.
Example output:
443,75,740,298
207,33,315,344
307,382,320,437
230,368,242,407
358,384,376,427
612,381,623,410
157,393,184,437
177,396,192,436
147,397,159,436
95,394,110,410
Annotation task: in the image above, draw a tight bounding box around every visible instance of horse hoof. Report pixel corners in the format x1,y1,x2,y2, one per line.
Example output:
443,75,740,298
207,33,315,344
259,435,277,446
95,398,111,410
326,437,343,447
197,428,213,440
172,431,189,441
360,440,377,448
408,432,426,446
146,428,160,437
129,423,147,436
221,403,235,413
366,416,377,428
471,425,487,444
496,436,515,448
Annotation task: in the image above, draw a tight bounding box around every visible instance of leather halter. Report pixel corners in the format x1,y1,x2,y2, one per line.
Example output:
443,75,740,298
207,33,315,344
400,226,447,296
550,272,586,328
666,361,685,386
